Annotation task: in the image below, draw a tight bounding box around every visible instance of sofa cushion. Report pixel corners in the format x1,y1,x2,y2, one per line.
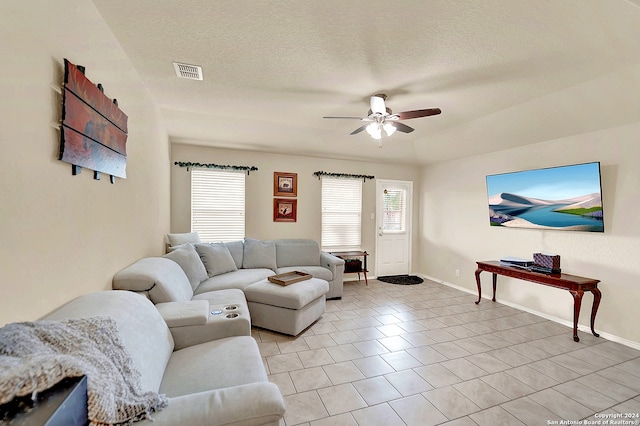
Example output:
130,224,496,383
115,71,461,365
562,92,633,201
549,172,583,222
275,239,321,268
242,238,277,270
243,278,329,310
191,288,248,307
194,269,274,294
195,243,238,277
155,300,209,327
112,258,193,303
163,244,208,291
224,240,244,269
166,232,201,247
159,336,267,397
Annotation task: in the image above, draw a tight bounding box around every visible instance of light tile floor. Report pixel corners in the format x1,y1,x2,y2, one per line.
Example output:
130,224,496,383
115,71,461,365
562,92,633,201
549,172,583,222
252,279,640,426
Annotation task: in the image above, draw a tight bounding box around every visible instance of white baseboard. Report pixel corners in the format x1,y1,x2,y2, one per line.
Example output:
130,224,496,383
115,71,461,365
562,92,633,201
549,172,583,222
418,273,640,351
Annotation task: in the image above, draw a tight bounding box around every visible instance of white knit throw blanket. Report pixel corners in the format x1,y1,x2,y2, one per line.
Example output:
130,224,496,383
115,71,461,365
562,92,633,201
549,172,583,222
0,316,168,425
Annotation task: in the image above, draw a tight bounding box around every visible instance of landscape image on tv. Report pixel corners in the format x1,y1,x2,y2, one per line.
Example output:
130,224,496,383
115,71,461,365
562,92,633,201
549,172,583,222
486,162,604,232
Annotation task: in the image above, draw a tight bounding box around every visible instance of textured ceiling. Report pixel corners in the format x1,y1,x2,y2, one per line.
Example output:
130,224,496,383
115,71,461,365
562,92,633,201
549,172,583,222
91,0,640,165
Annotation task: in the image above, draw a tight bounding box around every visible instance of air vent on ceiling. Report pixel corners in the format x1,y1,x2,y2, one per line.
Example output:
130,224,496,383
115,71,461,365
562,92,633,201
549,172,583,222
173,62,203,80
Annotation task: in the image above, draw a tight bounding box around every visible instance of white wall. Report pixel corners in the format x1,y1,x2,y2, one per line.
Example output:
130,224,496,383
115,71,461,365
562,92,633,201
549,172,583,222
419,122,640,346
170,142,421,276
0,1,171,325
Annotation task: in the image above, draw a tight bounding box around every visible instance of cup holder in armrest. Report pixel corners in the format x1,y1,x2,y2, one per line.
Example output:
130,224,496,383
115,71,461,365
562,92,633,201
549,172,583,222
212,305,242,318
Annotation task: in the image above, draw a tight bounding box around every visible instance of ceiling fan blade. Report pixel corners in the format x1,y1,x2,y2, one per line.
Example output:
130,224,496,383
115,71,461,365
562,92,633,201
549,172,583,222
370,95,386,115
397,108,442,120
323,116,367,120
392,122,415,133
350,124,368,135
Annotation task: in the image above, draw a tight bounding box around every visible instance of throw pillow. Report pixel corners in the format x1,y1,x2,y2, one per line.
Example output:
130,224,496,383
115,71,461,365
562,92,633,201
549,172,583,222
242,238,277,270
166,232,201,247
275,241,321,267
224,240,244,269
195,243,238,277
163,244,208,291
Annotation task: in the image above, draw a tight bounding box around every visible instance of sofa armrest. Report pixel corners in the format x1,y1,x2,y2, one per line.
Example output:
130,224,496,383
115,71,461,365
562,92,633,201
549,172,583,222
137,382,285,426
321,251,345,273
112,257,194,304
321,252,345,299
155,300,209,327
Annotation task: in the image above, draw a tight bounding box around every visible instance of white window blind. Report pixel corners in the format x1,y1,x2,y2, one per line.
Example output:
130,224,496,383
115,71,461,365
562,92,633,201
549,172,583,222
382,187,406,233
191,169,245,242
321,177,362,251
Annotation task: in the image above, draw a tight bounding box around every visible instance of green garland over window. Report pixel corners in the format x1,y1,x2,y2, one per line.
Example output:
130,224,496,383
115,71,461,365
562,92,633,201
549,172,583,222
174,161,258,174
313,171,374,181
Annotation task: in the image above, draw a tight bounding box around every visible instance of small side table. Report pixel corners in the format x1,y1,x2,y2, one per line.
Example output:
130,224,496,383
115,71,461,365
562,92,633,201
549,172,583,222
331,251,368,285
0,375,88,425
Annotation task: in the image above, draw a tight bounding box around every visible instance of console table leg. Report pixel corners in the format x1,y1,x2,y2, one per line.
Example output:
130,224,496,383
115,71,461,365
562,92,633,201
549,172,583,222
590,288,601,338
492,273,497,302
570,290,584,342
475,268,482,304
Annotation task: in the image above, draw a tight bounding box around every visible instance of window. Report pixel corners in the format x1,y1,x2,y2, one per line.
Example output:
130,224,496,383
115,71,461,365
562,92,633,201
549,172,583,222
191,169,245,242
321,177,362,251
382,187,407,233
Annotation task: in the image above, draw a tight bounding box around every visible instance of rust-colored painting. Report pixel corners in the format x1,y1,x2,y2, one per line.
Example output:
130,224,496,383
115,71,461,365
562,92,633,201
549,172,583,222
60,59,128,180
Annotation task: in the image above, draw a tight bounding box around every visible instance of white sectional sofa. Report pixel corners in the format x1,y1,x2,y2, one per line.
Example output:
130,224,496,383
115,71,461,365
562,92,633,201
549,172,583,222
41,290,285,426
3,238,341,424
190,238,345,300
113,238,344,340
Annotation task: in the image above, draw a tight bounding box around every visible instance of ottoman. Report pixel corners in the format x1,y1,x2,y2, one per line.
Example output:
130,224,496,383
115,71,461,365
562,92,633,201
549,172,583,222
243,278,329,335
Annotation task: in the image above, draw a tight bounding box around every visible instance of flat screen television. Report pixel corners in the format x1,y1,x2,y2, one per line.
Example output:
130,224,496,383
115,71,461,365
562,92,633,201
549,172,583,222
486,162,604,232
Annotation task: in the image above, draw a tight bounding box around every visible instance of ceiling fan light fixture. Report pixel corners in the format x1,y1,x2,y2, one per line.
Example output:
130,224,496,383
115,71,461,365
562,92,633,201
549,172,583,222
383,122,396,137
366,122,382,139
323,93,441,142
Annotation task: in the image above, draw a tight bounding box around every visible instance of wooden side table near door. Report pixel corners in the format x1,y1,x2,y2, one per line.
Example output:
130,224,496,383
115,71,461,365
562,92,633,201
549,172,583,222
331,251,369,285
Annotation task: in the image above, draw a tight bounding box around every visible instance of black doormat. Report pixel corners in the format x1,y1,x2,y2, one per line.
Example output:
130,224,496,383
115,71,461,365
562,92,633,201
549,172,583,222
377,275,424,285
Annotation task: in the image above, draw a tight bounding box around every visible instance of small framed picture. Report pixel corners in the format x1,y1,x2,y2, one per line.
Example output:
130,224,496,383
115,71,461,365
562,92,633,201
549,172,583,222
274,172,297,197
274,198,297,222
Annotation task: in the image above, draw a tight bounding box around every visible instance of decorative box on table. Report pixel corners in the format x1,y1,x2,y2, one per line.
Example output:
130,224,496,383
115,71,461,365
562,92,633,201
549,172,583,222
532,253,561,274
533,253,560,269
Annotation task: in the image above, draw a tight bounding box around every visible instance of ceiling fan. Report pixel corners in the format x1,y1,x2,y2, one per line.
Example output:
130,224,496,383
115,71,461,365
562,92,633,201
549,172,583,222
323,94,441,143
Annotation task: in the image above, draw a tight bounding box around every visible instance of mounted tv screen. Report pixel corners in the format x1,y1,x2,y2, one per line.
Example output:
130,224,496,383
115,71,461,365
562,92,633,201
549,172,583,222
486,162,604,232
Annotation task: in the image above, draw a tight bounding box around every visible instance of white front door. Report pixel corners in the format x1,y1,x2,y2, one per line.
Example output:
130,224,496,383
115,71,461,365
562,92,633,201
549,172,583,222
376,180,412,277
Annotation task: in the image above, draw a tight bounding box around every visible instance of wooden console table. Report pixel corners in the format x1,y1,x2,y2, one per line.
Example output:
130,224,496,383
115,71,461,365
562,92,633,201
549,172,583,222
331,251,368,285
474,261,601,342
